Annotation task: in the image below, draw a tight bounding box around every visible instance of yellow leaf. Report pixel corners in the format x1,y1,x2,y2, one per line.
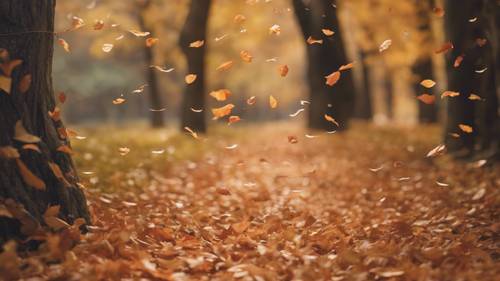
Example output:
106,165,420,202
185,74,197,84
15,159,46,190
269,95,278,109
0,75,12,94
210,89,231,101
184,126,199,139
233,14,246,24
325,71,341,86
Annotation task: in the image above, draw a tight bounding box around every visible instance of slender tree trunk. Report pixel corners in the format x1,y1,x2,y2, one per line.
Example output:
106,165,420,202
293,0,355,130
0,0,90,245
355,51,373,120
178,0,211,133
138,0,164,128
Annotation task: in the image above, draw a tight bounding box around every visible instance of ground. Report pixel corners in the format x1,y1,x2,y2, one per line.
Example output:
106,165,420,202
1,122,498,280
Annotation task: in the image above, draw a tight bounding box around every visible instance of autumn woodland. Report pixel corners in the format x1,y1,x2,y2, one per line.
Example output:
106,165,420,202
0,0,499,280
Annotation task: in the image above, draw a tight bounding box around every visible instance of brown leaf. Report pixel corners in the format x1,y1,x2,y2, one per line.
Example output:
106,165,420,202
45,216,70,231
57,145,74,155
234,14,246,24
48,162,71,187
146,37,159,47
48,107,61,121
22,144,41,153
433,7,445,17
417,94,436,104
435,42,454,54
112,97,126,105
15,159,46,190
339,62,355,71
93,20,105,30
454,55,464,68
325,71,341,86
278,65,289,77
58,38,70,53
14,120,40,143
288,136,298,144
0,59,22,77
0,146,20,159
231,220,250,234
0,75,12,94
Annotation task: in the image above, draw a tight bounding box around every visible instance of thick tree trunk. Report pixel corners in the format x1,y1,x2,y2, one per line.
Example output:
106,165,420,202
293,0,355,130
138,0,164,128
0,0,90,245
443,0,484,156
178,0,211,133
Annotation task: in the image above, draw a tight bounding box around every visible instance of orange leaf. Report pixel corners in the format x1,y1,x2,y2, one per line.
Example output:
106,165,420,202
324,114,339,127
246,96,256,105
278,65,289,77
325,71,341,86
57,145,73,155
322,29,335,36
58,39,70,53
417,94,436,104
441,91,460,98
93,20,104,30
339,62,355,71
189,40,204,48
458,124,473,133
22,144,41,153
58,92,67,104
432,7,445,17
240,50,253,63
185,74,197,84
228,115,241,124
0,59,22,77
288,136,298,144
231,220,250,234
146,37,159,47
435,42,454,54
454,55,464,68
420,79,436,88
15,158,45,190
48,107,61,121
269,95,278,109
233,14,246,24
468,94,482,100
210,89,231,101
112,97,126,105
212,104,235,119
307,36,323,45
216,61,234,72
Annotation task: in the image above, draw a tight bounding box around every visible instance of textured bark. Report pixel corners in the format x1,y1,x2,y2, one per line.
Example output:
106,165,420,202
0,0,90,245
138,0,165,128
179,0,211,133
293,0,355,130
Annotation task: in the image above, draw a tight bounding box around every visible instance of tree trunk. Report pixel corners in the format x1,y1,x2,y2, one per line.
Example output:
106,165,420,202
293,0,355,131
354,51,373,120
0,0,90,246
138,0,164,128
443,0,484,156
178,0,211,133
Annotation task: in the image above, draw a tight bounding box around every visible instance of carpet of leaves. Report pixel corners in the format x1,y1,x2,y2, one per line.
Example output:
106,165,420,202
2,123,499,281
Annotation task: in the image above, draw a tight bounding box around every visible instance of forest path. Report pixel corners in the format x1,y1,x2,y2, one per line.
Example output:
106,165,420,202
12,123,499,280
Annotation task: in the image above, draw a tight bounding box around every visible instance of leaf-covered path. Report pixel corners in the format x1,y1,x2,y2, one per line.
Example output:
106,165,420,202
3,123,498,280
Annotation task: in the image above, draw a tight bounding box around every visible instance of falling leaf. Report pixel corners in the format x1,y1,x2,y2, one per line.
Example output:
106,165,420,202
102,43,114,53
288,136,298,144
269,95,278,109
469,17,478,22
185,74,197,84
468,94,482,100
132,84,148,94
475,67,487,73
18,74,31,94
184,126,199,139
150,65,174,73
426,144,446,157
269,24,281,35
58,92,66,103
228,115,241,124
369,165,384,172
325,71,341,86
112,97,126,105
58,38,70,52
115,34,125,41
324,114,339,127
420,79,436,88
435,42,454,54
307,36,323,45
93,19,104,30
224,144,238,150
216,61,234,72
212,104,235,119
454,55,464,67
305,134,318,139
246,96,256,105
289,108,304,117
433,7,445,17
379,39,392,52
279,65,289,77
129,30,150,37
441,91,460,98
48,107,61,121
189,40,205,48
119,147,130,156
149,108,166,112
190,108,203,113
0,75,12,94
234,14,246,24
151,149,165,154
70,16,85,30
240,50,253,63
14,121,40,143
458,124,473,133
322,29,335,36
215,34,228,42
417,94,436,104
436,181,449,187
210,89,231,101
57,145,73,154
146,38,159,47
16,159,45,190
339,62,355,71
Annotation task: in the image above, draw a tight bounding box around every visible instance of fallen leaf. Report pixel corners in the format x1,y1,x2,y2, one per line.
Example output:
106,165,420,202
288,136,298,144
210,89,231,101
216,187,231,195
426,144,446,157
417,94,436,104
184,126,199,139
70,16,85,30
224,144,238,150
435,42,454,54
458,124,473,133
189,40,205,48
150,65,174,73
212,104,235,119
45,216,70,231
185,74,197,84
269,95,278,109
420,79,436,88
216,61,234,72
325,71,341,86
289,108,304,117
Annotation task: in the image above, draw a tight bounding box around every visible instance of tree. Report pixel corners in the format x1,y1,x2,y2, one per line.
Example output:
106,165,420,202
293,0,355,130
0,0,90,245
443,0,499,159
137,0,165,128
179,0,212,133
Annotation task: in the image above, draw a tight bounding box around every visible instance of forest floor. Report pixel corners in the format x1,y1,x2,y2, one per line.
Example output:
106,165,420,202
2,122,499,280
